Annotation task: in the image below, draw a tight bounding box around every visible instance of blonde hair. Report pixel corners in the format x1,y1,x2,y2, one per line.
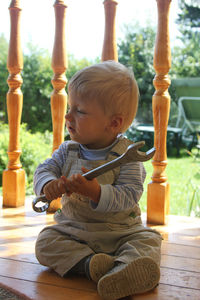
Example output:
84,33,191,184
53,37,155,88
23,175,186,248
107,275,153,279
68,60,139,132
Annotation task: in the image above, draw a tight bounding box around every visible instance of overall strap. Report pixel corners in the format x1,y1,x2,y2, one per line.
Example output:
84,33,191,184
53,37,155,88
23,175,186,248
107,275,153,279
67,141,80,158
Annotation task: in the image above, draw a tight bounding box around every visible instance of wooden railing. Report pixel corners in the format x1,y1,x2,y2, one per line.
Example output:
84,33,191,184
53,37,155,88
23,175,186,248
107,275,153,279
51,0,68,154
2,0,25,207
48,0,68,212
147,0,171,225
2,0,172,225
101,0,118,61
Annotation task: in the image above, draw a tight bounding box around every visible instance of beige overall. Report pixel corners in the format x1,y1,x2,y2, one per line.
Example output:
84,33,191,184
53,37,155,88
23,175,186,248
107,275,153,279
35,138,162,277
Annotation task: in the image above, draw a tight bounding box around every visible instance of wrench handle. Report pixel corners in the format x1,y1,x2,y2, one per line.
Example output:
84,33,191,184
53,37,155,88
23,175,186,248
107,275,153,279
32,141,155,213
32,156,123,213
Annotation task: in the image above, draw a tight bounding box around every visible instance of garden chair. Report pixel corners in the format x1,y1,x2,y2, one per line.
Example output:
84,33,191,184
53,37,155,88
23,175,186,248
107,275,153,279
176,97,200,150
133,123,182,156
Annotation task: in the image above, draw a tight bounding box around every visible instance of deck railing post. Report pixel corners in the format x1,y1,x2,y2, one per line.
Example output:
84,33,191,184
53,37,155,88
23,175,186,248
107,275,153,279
101,0,118,61
2,0,25,207
48,0,68,212
147,0,172,225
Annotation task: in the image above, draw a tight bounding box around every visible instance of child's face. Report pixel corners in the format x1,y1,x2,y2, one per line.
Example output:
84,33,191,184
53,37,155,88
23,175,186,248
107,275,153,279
65,93,115,149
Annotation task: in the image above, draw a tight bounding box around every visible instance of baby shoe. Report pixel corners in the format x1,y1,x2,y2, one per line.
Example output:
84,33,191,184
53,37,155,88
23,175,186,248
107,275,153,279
97,256,160,299
87,253,115,283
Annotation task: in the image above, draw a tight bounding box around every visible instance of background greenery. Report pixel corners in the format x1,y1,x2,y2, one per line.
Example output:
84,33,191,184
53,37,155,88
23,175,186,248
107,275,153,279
0,1,199,132
0,0,199,216
0,122,52,193
140,152,200,217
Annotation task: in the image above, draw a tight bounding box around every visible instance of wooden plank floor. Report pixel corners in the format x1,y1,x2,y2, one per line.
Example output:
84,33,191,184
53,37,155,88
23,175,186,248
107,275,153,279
1,196,200,300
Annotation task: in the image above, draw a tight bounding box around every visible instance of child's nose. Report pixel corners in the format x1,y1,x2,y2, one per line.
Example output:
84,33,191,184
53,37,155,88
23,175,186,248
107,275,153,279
65,111,72,121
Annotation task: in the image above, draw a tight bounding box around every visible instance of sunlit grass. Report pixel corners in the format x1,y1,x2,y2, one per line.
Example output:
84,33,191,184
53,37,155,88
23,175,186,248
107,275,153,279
140,151,200,216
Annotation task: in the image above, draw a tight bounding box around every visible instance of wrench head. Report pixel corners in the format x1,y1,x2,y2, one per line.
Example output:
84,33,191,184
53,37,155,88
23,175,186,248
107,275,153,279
126,141,155,162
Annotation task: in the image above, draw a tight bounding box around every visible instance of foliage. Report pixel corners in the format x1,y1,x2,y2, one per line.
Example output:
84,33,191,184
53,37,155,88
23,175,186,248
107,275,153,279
171,0,200,78
177,0,200,37
22,44,53,132
22,51,93,132
0,37,93,133
118,23,156,124
171,33,200,78
140,151,200,217
0,35,9,122
66,54,94,85
0,122,52,194
0,123,9,186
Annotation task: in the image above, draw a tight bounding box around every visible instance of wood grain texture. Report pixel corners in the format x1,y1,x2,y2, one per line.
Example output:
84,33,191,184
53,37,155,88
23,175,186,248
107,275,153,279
2,0,25,208
101,0,118,61
48,0,68,212
1,195,200,300
147,0,172,225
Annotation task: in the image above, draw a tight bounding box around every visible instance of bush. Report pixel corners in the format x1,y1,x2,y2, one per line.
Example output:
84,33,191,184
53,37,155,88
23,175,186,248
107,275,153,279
0,122,52,194
0,123,9,185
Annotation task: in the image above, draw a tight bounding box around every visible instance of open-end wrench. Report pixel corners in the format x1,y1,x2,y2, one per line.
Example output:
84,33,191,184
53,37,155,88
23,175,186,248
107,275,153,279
32,141,155,213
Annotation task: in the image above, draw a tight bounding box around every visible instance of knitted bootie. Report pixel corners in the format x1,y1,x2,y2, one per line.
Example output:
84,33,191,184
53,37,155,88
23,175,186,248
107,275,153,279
97,256,160,300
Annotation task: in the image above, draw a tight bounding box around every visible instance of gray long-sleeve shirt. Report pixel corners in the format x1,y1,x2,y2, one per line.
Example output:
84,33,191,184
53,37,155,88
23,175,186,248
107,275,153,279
34,137,146,213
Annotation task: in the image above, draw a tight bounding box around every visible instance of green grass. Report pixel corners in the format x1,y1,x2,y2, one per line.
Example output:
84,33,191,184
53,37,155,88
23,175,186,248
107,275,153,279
140,152,200,216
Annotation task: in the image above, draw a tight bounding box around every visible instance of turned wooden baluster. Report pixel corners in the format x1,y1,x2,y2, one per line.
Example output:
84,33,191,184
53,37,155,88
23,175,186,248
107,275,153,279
102,0,118,61
2,0,25,207
48,0,68,212
51,0,68,152
147,0,171,225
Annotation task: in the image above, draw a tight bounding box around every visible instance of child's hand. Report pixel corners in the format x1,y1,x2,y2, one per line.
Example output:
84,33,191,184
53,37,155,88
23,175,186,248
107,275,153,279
43,178,67,201
61,167,101,203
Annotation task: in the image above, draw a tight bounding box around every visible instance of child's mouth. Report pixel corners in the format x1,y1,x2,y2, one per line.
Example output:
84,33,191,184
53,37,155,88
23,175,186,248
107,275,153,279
68,125,75,133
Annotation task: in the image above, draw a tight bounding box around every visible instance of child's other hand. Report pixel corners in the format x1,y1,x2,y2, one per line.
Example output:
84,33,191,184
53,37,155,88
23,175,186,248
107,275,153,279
43,178,67,201
62,167,101,203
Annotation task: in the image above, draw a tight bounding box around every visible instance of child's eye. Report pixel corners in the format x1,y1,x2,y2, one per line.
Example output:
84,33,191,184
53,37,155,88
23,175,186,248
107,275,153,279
77,109,86,114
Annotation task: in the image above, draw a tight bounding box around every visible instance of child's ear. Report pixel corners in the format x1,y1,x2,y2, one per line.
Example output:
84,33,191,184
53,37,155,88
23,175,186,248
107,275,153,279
110,114,123,132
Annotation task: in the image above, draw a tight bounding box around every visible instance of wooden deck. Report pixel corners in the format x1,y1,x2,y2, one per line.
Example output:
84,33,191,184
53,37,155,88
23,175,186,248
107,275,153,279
0,196,200,300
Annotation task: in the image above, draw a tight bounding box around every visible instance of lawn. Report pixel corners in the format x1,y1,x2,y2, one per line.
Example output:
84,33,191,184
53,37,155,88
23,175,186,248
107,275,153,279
140,152,200,217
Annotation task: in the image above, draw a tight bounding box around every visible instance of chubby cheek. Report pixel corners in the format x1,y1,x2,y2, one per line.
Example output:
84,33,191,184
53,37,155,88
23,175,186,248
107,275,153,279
77,121,88,133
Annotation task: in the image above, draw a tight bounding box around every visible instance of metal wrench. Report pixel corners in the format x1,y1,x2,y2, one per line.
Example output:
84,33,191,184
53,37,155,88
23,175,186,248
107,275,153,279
32,141,155,213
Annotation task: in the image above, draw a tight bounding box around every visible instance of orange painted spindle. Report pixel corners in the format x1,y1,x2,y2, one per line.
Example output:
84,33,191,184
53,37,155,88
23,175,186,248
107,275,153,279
2,0,25,207
51,0,68,153
101,0,118,61
147,0,172,225
48,0,68,212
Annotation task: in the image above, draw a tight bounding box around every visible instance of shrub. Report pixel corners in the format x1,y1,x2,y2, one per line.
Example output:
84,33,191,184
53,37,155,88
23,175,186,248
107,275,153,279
0,122,52,194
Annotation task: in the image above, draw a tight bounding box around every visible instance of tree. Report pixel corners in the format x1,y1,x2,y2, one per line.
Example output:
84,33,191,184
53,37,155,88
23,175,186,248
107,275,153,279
171,0,200,78
66,55,94,84
177,0,200,37
0,40,93,133
118,23,156,123
22,44,53,132
22,48,93,132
